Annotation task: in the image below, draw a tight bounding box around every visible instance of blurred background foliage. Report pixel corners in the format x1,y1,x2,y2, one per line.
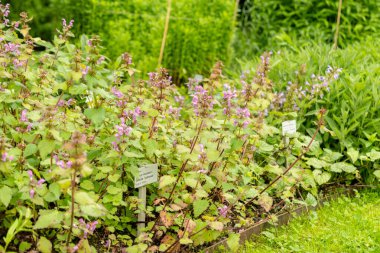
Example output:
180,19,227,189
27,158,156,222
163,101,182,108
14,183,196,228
6,0,380,81
7,0,235,82
235,0,380,60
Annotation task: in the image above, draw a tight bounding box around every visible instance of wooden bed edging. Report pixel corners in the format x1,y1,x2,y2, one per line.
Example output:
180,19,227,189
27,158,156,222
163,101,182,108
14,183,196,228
202,188,354,253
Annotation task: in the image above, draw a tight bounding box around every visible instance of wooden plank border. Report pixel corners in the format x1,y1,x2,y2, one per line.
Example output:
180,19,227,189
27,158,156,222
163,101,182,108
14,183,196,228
203,187,354,252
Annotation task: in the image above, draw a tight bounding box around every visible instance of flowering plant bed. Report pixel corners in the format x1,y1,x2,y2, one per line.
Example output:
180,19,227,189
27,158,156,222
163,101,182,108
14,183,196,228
1,5,378,253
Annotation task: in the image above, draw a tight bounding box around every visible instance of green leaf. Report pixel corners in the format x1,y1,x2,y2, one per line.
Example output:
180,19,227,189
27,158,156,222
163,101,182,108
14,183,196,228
313,170,331,185
80,204,107,217
43,183,61,202
159,175,176,189
0,185,12,207
347,148,359,163
179,237,193,245
84,108,106,126
209,221,224,231
19,241,32,252
37,237,52,253
108,173,121,183
306,158,330,169
143,139,158,157
366,149,380,161
38,139,56,159
80,180,94,191
305,193,318,207
107,185,122,195
75,191,96,205
374,170,380,179
226,233,240,251
330,162,356,173
24,144,38,157
321,149,343,163
34,210,63,229
123,150,144,158
193,199,209,218
184,176,198,188
258,194,273,212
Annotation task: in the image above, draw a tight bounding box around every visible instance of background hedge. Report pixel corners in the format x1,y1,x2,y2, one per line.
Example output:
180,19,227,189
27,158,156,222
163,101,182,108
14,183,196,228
8,0,236,82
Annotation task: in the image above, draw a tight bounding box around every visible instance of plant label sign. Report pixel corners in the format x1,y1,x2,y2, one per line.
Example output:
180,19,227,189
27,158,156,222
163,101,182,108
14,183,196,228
282,120,297,136
134,164,158,188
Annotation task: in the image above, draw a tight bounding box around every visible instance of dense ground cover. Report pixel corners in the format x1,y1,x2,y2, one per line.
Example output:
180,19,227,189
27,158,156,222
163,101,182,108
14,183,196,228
238,190,380,252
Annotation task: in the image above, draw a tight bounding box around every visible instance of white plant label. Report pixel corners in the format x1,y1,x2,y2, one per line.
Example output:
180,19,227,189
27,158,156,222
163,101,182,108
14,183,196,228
282,120,297,136
134,164,158,188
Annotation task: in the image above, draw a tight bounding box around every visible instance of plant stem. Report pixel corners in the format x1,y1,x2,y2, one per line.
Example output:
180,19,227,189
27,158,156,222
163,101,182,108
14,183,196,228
66,169,76,247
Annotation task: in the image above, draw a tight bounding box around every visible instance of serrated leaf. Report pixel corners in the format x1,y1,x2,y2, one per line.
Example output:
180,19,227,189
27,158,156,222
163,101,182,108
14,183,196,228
34,210,63,229
179,237,193,245
330,162,356,173
37,237,52,253
84,108,106,126
374,170,380,179
367,149,380,161
184,177,198,188
306,158,330,169
24,144,38,157
38,139,56,159
159,175,176,189
226,233,240,251
75,191,96,205
209,221,224,231
0,186,12,207
347,148,359,163
193,199,209,218
312,169,331,185
305,193,318,207
258,194,273,212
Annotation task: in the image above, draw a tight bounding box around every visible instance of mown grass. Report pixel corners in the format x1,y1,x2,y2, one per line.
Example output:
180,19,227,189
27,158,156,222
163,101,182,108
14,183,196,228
238,190,380,253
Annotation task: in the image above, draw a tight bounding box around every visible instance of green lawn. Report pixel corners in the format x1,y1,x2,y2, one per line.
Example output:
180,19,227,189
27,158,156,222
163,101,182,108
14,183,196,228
239,190,380,253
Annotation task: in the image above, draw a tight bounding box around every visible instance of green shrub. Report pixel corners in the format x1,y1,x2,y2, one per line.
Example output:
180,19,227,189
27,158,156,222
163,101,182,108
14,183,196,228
230,39,380,183
235,0,380,60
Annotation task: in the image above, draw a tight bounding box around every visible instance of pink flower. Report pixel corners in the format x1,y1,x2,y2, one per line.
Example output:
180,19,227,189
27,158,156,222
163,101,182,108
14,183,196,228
236,107,250,118
1,152,8,162
111,87,124,99
72,245,79,252
20,110,28,122
82,66,89,77
218,205,228,217
97,56,105,65
37,178,46,186
27,170,33,180
111,141,120,152
29,189,35,199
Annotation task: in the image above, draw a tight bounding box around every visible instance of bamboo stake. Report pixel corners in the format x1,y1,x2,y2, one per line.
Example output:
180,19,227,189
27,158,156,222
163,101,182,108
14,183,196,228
333,0,343,49
232,0,240,26
158,0,172,67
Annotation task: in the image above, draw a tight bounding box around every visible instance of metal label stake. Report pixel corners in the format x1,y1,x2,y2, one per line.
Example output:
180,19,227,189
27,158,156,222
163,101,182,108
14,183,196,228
134,164,158,236
282,120,297,167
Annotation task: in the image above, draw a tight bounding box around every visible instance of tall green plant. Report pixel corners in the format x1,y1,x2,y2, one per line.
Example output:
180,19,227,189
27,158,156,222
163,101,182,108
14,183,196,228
7,0,236,82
